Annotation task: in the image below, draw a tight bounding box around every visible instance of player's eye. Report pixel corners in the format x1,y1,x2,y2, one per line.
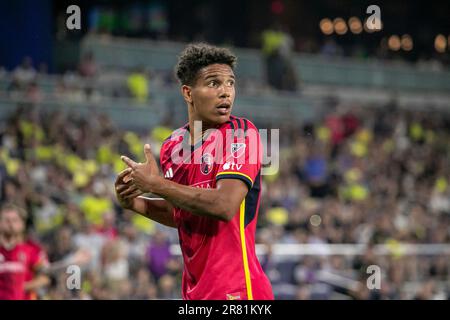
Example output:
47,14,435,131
208,80,218,87
227,80,235,86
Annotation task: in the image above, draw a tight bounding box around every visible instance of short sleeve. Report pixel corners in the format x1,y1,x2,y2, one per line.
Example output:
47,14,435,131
215,118,262,190
29,244,49,272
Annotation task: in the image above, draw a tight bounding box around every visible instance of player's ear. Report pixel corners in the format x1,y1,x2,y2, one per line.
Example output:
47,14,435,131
181,85,193,104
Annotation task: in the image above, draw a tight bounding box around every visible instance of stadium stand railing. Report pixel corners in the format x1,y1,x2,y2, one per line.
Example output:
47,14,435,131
170,243,450,257
80,35,450,92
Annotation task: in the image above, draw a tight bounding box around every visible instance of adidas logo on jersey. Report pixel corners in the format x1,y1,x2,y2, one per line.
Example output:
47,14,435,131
164,167,173,179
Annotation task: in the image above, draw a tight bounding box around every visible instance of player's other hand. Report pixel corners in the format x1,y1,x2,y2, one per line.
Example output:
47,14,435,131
114,167,143,209
121,144,161,193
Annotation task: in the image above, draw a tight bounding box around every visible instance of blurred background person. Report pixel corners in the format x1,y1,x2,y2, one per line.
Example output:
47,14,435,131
0,204,50,299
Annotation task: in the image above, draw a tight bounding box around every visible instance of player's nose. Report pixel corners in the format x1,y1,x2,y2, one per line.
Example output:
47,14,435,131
218,88,231,98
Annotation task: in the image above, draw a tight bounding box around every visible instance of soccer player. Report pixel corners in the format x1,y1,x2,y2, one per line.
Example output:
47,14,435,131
0,203,50,299
115,43,273,300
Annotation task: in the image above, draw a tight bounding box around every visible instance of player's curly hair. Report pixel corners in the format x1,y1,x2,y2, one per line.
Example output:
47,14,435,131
175,43,237,85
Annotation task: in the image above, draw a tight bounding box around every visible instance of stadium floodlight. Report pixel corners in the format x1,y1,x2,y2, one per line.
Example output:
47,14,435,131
333,18,348,35
434,34,447,53
319,18,334,35
401,34,413,51
348,17,363,34
388,35,401,51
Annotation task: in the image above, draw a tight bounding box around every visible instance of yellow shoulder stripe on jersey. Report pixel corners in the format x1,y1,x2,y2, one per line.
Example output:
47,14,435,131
216,171,253,185
239,199,253,300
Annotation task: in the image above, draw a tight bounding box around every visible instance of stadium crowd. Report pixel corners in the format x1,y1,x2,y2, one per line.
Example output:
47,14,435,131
1,93,449,299
259,102,450,299
0,54,281,105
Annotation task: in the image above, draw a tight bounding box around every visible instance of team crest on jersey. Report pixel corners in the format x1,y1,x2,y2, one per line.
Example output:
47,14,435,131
231,143,246,158
200,153,213,175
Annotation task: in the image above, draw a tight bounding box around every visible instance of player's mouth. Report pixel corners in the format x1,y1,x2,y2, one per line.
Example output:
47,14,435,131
216,101,231,115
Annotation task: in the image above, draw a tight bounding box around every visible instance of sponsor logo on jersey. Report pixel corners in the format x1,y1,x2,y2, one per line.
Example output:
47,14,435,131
222,162,243,171
164,167,174,179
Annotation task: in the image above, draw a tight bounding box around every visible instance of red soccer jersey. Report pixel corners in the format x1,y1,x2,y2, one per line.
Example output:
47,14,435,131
0,240,48,300
160,116,273,300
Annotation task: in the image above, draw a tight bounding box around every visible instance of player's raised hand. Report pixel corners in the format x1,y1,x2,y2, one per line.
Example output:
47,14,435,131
143,143,159,172
114,167,143,209
121,144,161,193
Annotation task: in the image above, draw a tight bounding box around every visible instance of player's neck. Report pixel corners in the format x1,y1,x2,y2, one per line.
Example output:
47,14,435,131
187,116,215,146
0,234,23,250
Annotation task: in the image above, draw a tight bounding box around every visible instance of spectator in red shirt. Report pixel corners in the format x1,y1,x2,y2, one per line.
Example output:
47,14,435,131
0,203,50,299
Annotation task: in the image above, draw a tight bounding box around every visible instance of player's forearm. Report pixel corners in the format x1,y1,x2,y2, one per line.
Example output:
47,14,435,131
24,274,50,291
150,176,233,221
131,196,177,228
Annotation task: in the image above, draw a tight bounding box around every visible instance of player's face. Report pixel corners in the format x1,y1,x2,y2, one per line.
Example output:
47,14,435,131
0,210,25,237
188,64,235,126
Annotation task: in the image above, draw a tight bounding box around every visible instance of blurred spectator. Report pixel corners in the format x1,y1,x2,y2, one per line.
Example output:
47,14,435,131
12,57,36,85
73,222,108,271
157,274,178,299
261,24,298,92
95,210,118,240
0,204,50,299
320,38,344,57
78,52,98,78
146,229,172,281
127,67,149,103
26,81,43,103
303,142,329,198
101,239,129,284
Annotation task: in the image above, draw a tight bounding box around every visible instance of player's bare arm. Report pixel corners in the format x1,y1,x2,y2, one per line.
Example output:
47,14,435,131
121,145,248,222
24,274,50,292
115,164,176,228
